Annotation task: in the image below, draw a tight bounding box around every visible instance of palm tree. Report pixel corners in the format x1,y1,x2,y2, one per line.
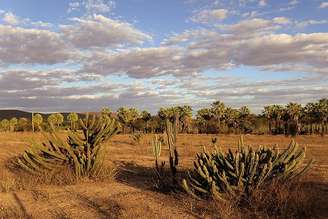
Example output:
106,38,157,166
263,105,274,134
47,114,57,127
224,107,239,134
67,112,79,130
117,107,140,133
285,102,302,136
271,105,284,134
1,119,10,132
196,108,213,133
9,117,18,132
238,106,251,133
178,105,193,133
141,110,151,133
117,107,131,134
48,113,64,129
32,114,43,131
316,98,328,136
211,101,226,131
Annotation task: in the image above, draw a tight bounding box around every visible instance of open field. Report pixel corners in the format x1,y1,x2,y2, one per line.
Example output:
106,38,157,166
0,133,327,218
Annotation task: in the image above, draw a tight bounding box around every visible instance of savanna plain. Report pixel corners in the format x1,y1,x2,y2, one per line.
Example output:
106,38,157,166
0,132,327,219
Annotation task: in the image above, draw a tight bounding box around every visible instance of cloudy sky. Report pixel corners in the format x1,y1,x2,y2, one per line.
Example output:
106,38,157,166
0,0,327,113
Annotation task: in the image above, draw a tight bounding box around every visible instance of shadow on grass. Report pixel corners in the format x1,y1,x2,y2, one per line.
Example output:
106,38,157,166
114,160,188,193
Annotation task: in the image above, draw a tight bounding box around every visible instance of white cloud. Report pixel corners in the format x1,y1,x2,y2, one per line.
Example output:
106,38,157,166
67,0,115,15
289,0,299,5
319,2,328,8
191,9,228,23
61,14,152,48
258,0,267,6
82,47,184,78
83,0,115,14
0,25,75,64
3,12,20,25
68,1,80,13
273,17,291,24
295,19,328,28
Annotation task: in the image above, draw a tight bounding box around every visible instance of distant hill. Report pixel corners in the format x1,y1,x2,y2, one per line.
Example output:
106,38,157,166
0,110,34,120
0,110,89,120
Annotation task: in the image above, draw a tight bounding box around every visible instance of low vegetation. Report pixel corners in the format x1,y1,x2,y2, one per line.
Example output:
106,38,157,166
17,114,119,178
0,98,327,136
0,100,326,218
182,137,313,200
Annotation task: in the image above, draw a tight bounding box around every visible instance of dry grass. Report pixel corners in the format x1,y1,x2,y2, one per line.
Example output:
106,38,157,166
0,132,327,218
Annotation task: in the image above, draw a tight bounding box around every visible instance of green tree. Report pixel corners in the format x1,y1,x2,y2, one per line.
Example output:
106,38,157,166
210,101,226,132
1,119,10,132
196,108,213,133
67,112,79,130
285,102,302,136
17,118,29,131
263,105,274,134
271,105,284,134
141,110,152,133
117,107,140,133
48,113,64,129
32,114,43,131
9,117,18,132
224,107,239,134
178,105,193,133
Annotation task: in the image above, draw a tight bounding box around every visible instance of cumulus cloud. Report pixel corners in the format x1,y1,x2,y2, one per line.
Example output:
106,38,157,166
0,3,327,112
272,17,291,24
319,2,328,8
163,17,328,77
191,9,228,23
67,0,115,15
82,47,184,78
61,15,152,48
258,0,267,6
2,12,20,25
0,25,76,64
1,11,52,28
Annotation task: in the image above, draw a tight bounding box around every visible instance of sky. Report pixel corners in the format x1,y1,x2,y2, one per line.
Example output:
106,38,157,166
0,0,327,113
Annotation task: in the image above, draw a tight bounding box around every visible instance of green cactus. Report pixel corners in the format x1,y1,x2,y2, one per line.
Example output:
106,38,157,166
165,118,179,182
183,136,313,200
17,114,120,178
152,135,165,179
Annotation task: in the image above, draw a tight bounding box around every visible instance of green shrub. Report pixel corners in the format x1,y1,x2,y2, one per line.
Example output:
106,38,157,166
17,114,119,178
182,137,313,201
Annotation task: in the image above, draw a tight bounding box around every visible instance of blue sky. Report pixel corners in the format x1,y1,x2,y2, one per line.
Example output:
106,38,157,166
0,0,327,113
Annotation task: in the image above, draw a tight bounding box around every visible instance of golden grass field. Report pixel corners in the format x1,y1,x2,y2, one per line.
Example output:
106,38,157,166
0,133,327,218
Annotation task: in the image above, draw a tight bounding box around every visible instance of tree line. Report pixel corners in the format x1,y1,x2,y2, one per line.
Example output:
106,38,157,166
0,99,327,136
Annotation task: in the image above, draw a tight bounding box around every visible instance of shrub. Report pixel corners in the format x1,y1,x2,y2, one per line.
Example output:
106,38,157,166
17,114,119,178
182,137,313,201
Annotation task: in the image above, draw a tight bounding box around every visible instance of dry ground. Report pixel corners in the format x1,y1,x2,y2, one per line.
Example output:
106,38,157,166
0,133,327,218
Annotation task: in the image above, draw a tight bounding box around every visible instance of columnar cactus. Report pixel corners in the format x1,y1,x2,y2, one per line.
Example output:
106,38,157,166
165,118,179,181
182,137,313,200
18,114,120,177
152,135,165,178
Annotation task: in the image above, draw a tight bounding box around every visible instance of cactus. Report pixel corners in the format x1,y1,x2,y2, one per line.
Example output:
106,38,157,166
165,118,179,183
151,118,180,191
152,135,165,179
17,114,120,178
183,136,314,200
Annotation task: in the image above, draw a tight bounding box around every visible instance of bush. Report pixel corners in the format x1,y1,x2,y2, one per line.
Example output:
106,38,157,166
17,114,119,178
182,137,313,201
